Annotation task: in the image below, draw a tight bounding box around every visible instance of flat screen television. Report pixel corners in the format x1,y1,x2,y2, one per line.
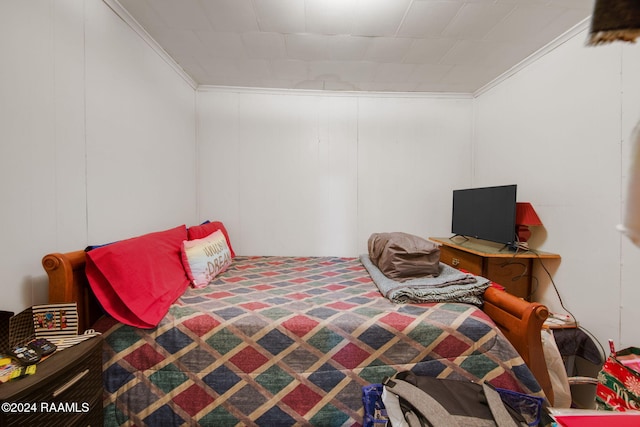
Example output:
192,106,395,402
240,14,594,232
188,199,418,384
451,184,517,246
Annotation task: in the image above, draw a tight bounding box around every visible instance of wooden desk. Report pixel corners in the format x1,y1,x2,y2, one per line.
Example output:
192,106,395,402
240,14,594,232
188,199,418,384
430,237,561,300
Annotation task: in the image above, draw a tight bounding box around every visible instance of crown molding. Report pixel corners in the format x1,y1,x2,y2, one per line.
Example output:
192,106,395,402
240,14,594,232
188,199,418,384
102,0,197,90
197,85,473,99
473,17,591,98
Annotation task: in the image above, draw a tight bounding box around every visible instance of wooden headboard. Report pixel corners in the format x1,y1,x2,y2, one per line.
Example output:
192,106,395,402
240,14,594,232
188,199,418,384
42,251,103,333
41,250,553,404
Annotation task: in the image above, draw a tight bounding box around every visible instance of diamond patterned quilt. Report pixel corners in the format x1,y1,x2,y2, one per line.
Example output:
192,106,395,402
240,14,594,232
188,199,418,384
95,256,542,427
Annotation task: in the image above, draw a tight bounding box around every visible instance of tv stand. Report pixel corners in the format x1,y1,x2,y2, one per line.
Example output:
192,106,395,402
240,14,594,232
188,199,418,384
430,237,561,301
498,243,516,253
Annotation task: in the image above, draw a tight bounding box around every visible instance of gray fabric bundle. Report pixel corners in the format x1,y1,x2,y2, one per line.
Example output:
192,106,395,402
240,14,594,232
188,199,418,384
360,254,490,306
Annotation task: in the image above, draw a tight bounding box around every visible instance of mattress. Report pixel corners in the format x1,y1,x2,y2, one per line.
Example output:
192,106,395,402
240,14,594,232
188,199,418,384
94,256,541,426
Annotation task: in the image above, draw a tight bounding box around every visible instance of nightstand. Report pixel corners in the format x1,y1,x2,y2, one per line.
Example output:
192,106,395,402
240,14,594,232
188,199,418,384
430,237,561,300
0,336,103,426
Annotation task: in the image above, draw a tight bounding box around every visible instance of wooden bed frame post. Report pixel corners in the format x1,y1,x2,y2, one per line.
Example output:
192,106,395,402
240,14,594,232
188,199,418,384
483,286,553,404
42,251,102,334
41,250,554,405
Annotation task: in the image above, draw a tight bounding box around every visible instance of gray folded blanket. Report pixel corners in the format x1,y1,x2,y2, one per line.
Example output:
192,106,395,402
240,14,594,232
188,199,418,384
360,254,490,306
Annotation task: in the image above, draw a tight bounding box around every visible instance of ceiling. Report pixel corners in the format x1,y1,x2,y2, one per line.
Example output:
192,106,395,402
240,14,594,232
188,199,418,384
115,0,595,93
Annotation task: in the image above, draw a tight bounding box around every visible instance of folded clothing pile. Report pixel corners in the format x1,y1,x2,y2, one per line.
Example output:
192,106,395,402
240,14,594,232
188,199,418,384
364,232,489,305
368,232,441,282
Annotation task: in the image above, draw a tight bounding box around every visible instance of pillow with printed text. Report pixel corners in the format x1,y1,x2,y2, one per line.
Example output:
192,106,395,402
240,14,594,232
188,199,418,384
187,221,235,258
181,229,233,288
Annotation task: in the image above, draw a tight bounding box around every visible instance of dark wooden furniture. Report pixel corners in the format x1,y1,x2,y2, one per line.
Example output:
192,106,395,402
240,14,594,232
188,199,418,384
430,237,561,300
0,336,103,426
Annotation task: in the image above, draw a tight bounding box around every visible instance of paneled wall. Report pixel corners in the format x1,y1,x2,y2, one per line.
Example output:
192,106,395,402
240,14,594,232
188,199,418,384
474,30,640,348
84,0,197,243
197,89,473,256
0,0,197,314
620,40,640,348
0,0,84,314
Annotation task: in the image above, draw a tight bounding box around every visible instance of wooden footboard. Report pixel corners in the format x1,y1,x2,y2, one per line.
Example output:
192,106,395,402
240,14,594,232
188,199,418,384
483,286,552,404
41,250,553,404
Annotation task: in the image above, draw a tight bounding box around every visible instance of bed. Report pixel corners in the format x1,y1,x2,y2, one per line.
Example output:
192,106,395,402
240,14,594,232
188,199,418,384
41,228,553,426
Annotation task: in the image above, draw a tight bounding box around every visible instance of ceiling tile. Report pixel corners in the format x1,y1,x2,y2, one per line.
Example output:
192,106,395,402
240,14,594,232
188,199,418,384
242,32,286,60
373,63,417,83
351,0,412,37
178,61,209,83
308,61,377,83
439,40,497,66
403,38,457,64
406,63,453,83
481,41,535,70
442,3,515,39
304,0,356,35
200,0,259,32
363,37,414,62
397,1,462,38
151,29,210,58
196,31,246,59
485,4,564,42
528,8,592,46
232,58,273,81
325,35,372,61
118,0,166,31
270,59,309,80
253,0,305,33
145,0,211,30
199,57,239,80
285,34,331,61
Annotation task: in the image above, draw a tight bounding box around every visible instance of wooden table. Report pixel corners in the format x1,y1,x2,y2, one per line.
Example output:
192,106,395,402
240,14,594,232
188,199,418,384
430,237,561,300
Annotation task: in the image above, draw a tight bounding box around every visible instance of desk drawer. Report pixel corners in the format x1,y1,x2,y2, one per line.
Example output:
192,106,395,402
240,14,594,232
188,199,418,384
486,258,531,300
438,246,483,276
0,337,103,427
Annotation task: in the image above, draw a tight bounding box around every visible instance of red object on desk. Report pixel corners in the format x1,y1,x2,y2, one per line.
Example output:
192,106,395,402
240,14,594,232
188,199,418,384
516,202,543,243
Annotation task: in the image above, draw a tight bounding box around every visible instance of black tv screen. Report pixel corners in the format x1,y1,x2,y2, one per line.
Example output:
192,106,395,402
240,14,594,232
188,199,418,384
451,184,517,246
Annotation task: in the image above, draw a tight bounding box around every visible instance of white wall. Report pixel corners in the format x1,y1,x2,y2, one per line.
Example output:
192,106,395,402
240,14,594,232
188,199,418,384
84,0,197,243
0,0,197,315
197,89,473,256
474,28,640,349
619,42,640,348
